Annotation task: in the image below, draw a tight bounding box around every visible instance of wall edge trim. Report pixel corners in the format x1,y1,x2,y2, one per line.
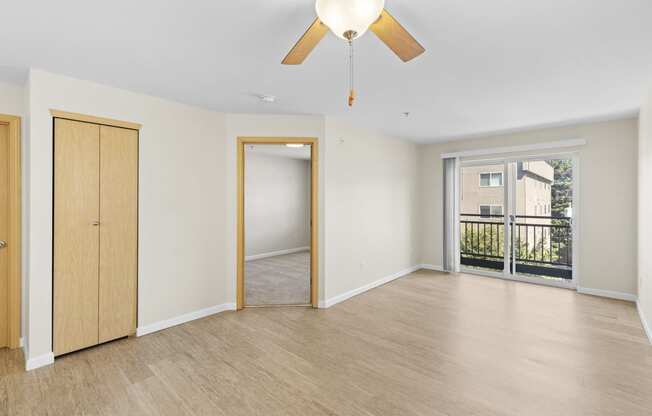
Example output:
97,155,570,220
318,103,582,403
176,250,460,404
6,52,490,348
577,286,637,302
136,303,237,337
419,264,445,272
25,352,54,371
637,301,652,345
441,139,586,159
318,265,421,308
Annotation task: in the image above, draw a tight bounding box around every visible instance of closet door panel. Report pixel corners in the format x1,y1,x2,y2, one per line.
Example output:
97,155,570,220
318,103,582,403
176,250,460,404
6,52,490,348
0,124,8,347
99,125,138,343
54,119,100,356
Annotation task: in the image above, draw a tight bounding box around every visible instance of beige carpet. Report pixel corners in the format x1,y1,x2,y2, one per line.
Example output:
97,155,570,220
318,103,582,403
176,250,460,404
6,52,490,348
245,251,310,305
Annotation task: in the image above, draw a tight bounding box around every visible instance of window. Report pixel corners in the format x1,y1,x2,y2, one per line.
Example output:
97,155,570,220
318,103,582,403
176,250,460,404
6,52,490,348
480,172,503,187
480,205,503,217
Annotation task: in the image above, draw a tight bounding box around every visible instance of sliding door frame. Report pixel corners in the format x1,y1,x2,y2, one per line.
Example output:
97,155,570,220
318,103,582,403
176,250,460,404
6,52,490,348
0,113,21,349
236,137,319,309
459,151,580,290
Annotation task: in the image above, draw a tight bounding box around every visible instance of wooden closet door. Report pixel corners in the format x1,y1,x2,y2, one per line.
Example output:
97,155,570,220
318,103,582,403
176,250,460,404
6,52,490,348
0,124,8,348
54,119,100,356
99,125,138,343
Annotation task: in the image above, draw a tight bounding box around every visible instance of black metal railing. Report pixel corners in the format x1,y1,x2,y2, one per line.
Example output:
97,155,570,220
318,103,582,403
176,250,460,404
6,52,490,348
460,214,572,279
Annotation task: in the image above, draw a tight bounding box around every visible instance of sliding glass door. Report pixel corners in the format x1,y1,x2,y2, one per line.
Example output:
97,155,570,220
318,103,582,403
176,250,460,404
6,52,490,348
509,158,573,281
459,156,576,287
459,161,508,273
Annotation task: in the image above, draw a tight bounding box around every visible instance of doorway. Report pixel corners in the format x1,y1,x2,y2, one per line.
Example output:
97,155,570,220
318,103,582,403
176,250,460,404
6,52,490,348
0,113,21,349
459,155,577,288
237,137,318,309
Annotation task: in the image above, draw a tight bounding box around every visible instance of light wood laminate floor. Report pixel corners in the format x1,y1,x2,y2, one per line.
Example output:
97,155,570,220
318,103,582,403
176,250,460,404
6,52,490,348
245,251,310,305
2,270,652,415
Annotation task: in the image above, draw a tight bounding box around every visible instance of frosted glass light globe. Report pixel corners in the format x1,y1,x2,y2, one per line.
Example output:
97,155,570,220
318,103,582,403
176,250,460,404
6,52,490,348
315,0,385,40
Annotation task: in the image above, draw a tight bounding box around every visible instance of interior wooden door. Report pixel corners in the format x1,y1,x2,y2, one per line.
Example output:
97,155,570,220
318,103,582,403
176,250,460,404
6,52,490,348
98,125,138,343
0,123,8,348
54,119,101,356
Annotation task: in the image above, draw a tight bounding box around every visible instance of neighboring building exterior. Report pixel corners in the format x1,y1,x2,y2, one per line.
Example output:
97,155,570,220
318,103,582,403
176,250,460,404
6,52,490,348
460,160,575,276
514,161,554,219
461,161,554,250
460,161,553,219
461,166,505,218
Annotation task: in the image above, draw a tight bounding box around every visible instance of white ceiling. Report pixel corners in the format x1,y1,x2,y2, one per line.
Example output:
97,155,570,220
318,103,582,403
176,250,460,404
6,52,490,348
1,0,651,142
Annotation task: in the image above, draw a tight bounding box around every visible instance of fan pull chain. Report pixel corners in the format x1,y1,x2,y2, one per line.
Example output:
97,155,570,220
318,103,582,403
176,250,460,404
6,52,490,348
348,40,355,107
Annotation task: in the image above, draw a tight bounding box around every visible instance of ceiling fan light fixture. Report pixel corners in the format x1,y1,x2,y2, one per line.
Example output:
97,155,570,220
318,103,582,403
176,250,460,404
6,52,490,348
315,0,385,40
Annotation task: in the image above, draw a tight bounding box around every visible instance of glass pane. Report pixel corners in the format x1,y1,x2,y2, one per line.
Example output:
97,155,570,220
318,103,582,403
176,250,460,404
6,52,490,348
512,159,573,280
491,172,503,186
460,164,505,272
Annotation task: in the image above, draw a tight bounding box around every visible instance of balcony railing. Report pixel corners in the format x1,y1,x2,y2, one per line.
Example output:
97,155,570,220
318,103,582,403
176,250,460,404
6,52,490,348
460,214,572,279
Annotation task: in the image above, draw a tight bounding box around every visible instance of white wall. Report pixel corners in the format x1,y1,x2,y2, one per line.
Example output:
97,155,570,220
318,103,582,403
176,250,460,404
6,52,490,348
419,118,639,296
323,118,420,300
25,77,336,360
639,87,652,339
24,80,335,360
226,115,422,305
0,81,25,117
26,69,229,360
21,70,428,363
21,67,646,364
245,152,310,257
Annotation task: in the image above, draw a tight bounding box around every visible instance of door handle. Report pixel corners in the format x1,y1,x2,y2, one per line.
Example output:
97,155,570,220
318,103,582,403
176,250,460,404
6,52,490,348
0,240,6,249
92,221,100,226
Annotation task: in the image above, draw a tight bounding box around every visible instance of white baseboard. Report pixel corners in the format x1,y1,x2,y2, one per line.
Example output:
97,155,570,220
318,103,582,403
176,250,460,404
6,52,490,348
577,286,637,302
25,352,54,371
318,265,421,308
637,301,652,345
245,246,309,262
136,303,237,337
418,264,445,272
24,304,236,370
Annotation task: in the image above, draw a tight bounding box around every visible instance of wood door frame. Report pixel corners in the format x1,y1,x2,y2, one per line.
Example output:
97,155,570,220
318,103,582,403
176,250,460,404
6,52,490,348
0,113,21,349
50,109,142,130
237,137,318,309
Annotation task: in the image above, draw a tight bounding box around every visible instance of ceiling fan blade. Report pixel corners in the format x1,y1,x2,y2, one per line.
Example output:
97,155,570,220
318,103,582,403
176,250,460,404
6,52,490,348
282,18,329,65
370,9,425,62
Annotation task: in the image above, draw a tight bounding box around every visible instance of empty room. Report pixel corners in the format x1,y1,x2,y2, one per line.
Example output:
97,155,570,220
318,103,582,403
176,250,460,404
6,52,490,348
1,1,652,415
243,142,315,306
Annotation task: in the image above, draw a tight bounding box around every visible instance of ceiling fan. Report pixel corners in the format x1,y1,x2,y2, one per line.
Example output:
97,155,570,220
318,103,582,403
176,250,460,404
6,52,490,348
282,0,425,106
